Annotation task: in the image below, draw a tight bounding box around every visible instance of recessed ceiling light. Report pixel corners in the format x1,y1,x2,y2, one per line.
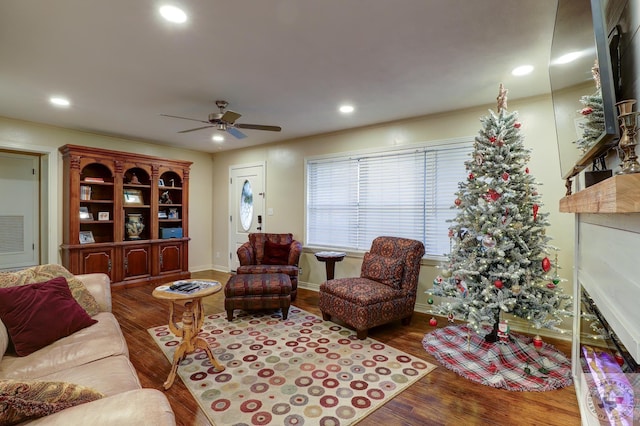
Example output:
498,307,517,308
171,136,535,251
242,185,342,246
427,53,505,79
50,96,70,107
511,65,534,76
339,105,354,114
212,135,224,142
555,51,582,65
159,5,187,23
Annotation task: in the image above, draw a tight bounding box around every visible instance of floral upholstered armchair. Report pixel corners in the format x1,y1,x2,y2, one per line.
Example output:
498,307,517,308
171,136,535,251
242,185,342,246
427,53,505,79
236,233,302,301
318,236,425,339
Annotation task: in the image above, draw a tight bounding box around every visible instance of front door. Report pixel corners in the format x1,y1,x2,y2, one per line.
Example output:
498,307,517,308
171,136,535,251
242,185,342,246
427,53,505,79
0,151,39,269
229,163,265,272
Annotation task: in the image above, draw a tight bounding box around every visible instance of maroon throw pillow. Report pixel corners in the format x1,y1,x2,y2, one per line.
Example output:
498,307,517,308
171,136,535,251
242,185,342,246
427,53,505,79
0,277,98,356
262,240,291,265
361,252,405,289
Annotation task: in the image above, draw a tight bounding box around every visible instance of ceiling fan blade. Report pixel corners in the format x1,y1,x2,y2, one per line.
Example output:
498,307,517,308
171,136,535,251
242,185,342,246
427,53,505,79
178,125,214,133
221,110,242,124
227,127,247,139
160,114,209,124
235,123,282,132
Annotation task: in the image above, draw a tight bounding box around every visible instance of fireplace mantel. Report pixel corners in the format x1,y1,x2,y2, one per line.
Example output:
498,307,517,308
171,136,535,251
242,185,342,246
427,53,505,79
560,174,640,213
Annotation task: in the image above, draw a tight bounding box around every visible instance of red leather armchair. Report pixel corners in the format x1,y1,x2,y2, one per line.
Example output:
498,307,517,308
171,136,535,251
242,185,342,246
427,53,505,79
318,236,424,339
236,233,302,301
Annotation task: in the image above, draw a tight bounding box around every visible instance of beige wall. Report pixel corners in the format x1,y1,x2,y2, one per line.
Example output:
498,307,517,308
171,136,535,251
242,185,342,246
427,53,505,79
211,94,576,335
0,116,215,271
0,93,576,336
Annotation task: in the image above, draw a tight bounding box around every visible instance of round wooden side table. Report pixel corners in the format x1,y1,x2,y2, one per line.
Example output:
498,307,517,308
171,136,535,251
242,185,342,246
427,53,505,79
314,251,347,281
152,279,224,390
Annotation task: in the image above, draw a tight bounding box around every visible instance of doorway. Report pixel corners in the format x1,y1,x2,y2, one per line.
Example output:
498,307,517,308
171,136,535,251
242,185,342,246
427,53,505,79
0,151,40,269
228,163,265,272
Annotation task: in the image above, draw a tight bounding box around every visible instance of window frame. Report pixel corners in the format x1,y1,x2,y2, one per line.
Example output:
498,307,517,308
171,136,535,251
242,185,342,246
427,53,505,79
304,137,474,260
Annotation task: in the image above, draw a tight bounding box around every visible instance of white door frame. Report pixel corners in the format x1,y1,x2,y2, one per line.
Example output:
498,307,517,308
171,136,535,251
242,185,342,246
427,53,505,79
0,151,39,268
0,141,58,266
228,162,266,271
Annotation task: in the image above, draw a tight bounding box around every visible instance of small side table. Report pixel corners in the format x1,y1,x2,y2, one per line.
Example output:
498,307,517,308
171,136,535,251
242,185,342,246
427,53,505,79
314,251,347,281
152,279,225,390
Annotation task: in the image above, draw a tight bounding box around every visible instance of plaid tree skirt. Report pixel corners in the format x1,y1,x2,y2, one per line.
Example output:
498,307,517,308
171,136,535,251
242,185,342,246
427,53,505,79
422,324,573,391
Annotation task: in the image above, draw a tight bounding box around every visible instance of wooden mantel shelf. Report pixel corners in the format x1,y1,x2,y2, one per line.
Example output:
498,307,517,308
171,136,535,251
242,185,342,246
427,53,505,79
560,174,640,213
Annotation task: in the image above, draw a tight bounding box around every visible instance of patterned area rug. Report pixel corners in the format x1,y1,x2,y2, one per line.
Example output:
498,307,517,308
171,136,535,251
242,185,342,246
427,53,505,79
149,307,436,425
422,324,572,392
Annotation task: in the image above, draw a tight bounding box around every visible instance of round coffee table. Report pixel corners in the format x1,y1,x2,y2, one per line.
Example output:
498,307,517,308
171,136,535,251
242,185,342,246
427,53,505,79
152,279,225,389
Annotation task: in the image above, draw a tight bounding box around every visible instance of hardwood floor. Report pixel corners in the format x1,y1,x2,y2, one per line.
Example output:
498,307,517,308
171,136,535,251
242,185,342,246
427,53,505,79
111,270,581,426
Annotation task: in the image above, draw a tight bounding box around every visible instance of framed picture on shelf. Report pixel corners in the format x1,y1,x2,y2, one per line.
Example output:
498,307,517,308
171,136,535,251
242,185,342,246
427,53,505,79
79,206,92,220
124,188,144,205
98,211,110,221
168,208,179,219
79,231,95,244
158,210,168,219
158,179,165,187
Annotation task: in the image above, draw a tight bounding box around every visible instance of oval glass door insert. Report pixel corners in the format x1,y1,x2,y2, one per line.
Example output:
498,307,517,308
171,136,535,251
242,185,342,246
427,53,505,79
240,179,253,231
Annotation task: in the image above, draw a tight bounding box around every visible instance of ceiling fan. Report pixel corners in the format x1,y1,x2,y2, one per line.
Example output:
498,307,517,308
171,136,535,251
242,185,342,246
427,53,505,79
161,100,282,139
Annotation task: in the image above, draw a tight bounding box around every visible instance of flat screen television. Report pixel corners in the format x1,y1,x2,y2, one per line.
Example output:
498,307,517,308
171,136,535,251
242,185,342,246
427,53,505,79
550,0,620,180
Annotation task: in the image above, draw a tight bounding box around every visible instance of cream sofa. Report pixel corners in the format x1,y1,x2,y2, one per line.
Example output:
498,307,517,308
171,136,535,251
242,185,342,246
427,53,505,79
0,272,175,425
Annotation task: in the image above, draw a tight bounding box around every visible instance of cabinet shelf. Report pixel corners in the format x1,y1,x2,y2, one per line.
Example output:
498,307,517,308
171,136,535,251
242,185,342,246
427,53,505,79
81,180,113,186
559,173,640,213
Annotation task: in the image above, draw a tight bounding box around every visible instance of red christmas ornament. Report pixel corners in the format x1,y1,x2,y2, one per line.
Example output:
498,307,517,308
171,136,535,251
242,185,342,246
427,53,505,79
486,189,500,201
581,107,593,115
514,122,522,128
533,203,539,221
494,280,503,289
525,167,529,174
546,282,556,289
533,335,543,349
502,172,509,181
489,136,497,143
454,198,462,206
468,172,475,180
429,317,438,327
542,257,551,272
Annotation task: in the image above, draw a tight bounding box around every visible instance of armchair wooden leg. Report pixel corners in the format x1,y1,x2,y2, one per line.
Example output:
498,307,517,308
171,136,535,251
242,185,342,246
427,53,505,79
401,315,413,326
356,329,368,340
226,309,234,321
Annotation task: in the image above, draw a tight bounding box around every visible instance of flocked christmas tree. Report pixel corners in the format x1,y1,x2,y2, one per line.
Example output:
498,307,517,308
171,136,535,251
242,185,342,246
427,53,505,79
427,85,571,342
575,60,605,152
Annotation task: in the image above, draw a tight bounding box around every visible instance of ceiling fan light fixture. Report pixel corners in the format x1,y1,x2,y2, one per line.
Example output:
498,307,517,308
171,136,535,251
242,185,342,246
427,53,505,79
216,122,227,131
212,135,224,142
159,5,187,23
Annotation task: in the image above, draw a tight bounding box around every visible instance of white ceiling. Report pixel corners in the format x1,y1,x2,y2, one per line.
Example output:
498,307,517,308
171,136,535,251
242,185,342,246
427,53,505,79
0,0,559,153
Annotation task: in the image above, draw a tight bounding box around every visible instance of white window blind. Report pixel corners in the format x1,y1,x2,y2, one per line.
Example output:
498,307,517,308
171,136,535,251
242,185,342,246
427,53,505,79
306,140,472,257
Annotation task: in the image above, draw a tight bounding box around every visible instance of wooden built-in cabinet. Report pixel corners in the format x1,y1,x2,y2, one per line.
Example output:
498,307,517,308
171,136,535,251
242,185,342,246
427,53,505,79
60,145,192,289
